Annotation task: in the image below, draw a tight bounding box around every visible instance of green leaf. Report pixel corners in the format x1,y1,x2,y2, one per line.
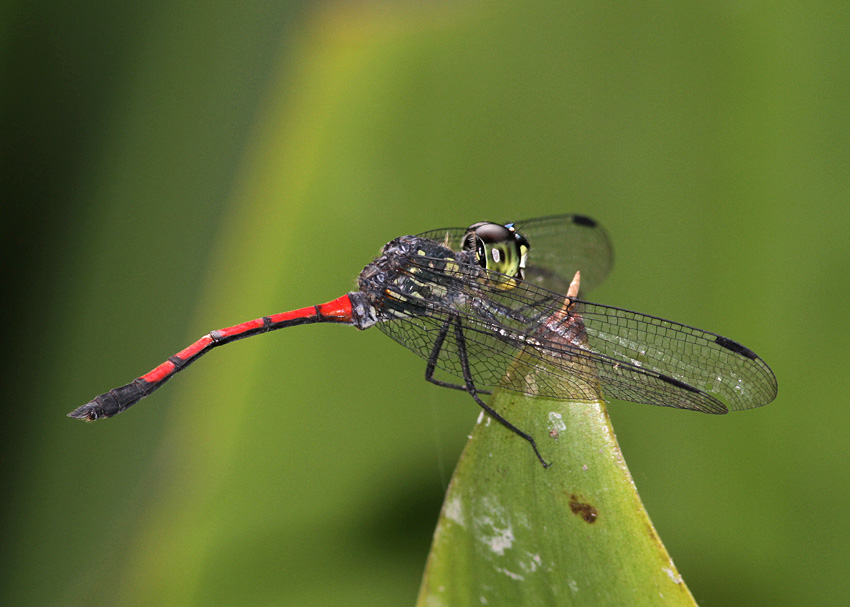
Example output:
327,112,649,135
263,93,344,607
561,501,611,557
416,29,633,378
417,389,698,607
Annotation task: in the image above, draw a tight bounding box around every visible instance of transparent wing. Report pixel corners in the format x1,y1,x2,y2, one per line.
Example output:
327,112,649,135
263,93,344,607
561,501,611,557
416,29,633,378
511,214,613,294
376,255,777,413
417,213,613,295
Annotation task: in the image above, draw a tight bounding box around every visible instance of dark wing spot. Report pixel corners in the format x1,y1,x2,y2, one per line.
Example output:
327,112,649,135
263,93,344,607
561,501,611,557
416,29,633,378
715,335,758,360
572,215,597,228
658,374,700,393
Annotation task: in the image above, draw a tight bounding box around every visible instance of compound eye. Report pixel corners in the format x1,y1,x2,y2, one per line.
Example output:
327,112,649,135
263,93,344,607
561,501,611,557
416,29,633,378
462,221,527,281
480,240,516,275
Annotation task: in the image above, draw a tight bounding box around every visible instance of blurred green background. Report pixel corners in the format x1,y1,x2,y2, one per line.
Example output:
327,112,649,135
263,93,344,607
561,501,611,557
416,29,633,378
2,1,847,605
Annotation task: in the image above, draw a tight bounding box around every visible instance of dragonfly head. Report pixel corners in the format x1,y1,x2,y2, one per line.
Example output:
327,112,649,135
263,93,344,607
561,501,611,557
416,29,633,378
462,221,530,290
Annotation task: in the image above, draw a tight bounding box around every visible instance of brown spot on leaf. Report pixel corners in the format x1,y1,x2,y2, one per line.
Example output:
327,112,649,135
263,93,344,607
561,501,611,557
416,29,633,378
569,494,598,523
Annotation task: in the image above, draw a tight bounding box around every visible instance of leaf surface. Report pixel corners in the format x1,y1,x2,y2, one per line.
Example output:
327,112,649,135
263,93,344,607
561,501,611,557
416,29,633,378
418,390,698,606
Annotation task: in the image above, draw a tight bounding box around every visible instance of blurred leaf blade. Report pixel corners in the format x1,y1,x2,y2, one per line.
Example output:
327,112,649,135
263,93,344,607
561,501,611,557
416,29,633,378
418,390,697,606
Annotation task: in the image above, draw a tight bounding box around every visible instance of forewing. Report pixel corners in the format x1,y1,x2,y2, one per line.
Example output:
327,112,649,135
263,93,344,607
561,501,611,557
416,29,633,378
415,226,467,250
418,213,613,295
375,255,776,413
575,301,777,412
511,214,613,294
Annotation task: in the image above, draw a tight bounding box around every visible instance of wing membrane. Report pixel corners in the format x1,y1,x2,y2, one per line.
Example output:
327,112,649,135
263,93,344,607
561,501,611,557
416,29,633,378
417,213,614,295
376,254,777,413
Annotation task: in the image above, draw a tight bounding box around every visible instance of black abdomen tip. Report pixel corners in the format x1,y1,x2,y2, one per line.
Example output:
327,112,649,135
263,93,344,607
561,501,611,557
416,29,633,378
68,381,148,421
68,402,102,421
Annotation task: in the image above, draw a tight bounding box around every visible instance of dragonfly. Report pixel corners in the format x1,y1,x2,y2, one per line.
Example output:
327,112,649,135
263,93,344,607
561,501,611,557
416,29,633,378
69,214,777,467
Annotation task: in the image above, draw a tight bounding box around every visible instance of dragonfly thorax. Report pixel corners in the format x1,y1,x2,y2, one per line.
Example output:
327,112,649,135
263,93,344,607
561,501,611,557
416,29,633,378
356,235,475,324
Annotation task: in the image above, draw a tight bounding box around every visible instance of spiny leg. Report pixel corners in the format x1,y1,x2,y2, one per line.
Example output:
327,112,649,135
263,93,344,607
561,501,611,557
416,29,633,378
451,316,550,468
424,317,490,394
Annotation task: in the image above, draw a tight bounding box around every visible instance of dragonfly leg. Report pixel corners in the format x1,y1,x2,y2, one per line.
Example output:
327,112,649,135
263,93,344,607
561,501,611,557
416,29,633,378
451,316,550,468
424,318,491,394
